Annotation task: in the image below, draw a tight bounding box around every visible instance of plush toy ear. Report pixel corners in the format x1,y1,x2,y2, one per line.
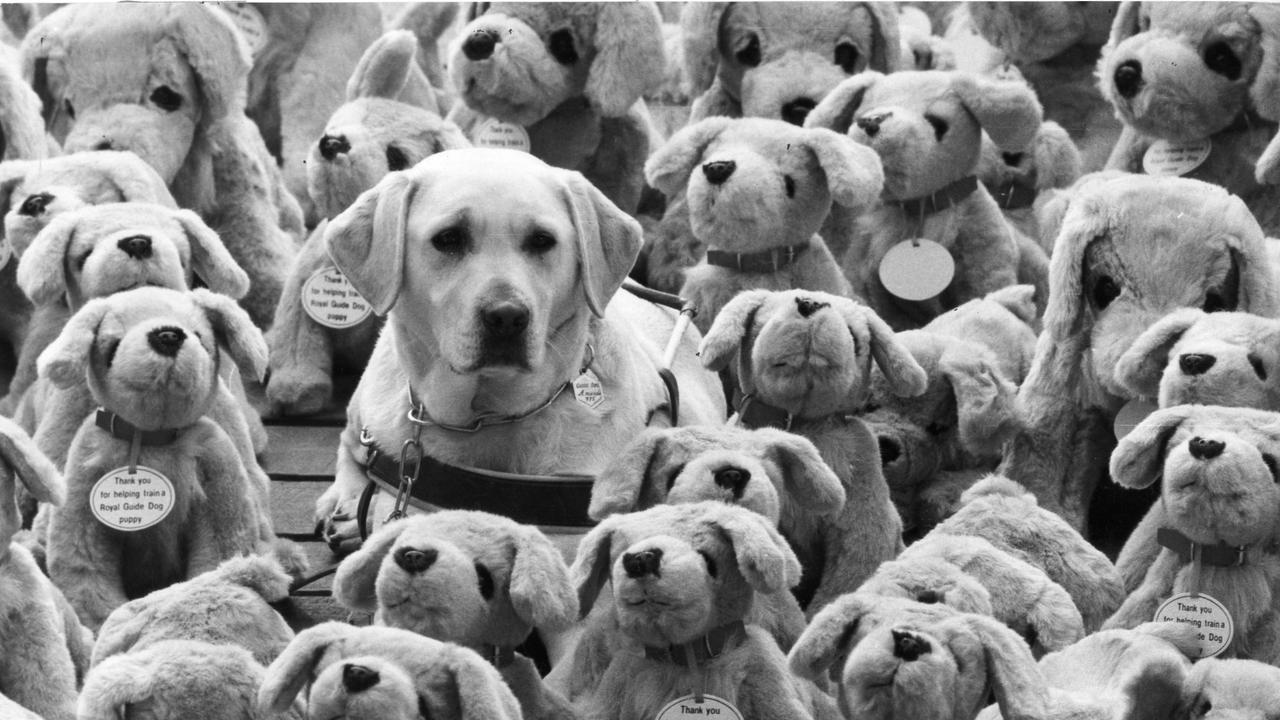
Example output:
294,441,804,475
1249,5,1280,134
15,208,76,305
846,304,928,397
801,128,885,210
190,288,269,383
257,623,352,715
644,117,734,197
37,297,110,390
90,599,148,667
1024,580,1085,652
325,171,415,316
0,158,30,215
678,2,730,97
938,348,1020,457
698,289,769,373
95,152,178,207
1031,122,1083,191
950,73,1043,152
862,2,903,73
1256,134,1280,185
709,505,801,594
788,594,878,680
587,2,664,117
441,646,524,720
570,519,615,619
964,614,1049,720
755,428,846,513
390,2,460,92
0,415,61,551
560,170,642,318
1043,192,1112,339
804,72,884,134
77,654,156,720
0,60,47,162
173,208,249,299
984,284,1038,327
590,429,671,520
347,30,418,102
1114,308,1202,399
508,526,578,631
1106,1,1144,49
169,4,253,119
1110,406,1194,490
333,519,410,614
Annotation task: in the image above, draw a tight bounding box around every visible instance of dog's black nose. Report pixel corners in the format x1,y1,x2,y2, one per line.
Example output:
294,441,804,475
702,160,736,185
94,139,113,151
482,303,530,338
856,111,891,137
146,326,186,357
394,547,438,573
342,664,380,693
19,192,53,217
916,590,943,604
1179,353,1216,376
318,134,351,160
891,629,931,661
1188,437,1226,460
462,29,499,61
622,548,663,578
117,235,153,260
1114,60,1143,99
878,436,901,465
794,297,829,318
781,97,817,126
713,467,750,497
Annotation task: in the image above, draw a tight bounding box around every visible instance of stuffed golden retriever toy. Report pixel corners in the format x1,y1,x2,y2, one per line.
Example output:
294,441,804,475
22,2,305,326
1179,656,1280,719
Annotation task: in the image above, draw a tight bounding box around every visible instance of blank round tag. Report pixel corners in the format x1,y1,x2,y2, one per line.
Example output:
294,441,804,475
655,694,744,720
879,239,955,301
219,3,270,56
302,267,372,329
0,237,10,271
1143,138,1211,177
1114,399,1158,440
91,466,176,532
474,118,532,153
1153,592,1233,659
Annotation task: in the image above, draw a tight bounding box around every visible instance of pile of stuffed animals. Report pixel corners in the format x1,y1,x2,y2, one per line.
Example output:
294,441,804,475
4,2,1280,719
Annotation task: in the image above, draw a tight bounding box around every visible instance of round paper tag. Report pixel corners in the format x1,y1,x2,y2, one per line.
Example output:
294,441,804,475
1142,138,1212,177
655,694,743,720
572,369,605,409
219,3,270,56
302,267,372,329
878,239,955,301
1114,399,1158,441
474,118,532,153
90,466,176,532
0,237,11,272
1153,592,1234,659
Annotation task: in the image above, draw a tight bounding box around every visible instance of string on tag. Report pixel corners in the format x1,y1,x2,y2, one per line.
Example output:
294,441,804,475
913,200,925,248
127,427,143,475
1189,544,1203,599
675,643,705,703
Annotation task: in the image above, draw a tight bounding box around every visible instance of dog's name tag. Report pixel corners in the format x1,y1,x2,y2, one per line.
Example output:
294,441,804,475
879,239,955,301
0,236,10,271
302,267,372,329
474,118,532,153
91,466,176,532
1143,139,1211,177
655,694,743,720
1153,592,1234,659
1114,399,1158,441
219,3,270,56
572,369,605,410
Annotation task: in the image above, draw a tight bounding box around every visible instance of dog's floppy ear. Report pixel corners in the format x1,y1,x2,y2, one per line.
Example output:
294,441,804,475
804,72,884,134
699,289,768,373
509,526,578,631
1025,580,1085,652
168,4,253,120
440,646,524,720
258,623,352,715
1043,192,1111,339
800,128,885,210
846,303,928,397
789,594,877,680
173,208,249,300
95,152,178,207
709,505,801,594
189,288,269,383
587,2,664,117
333,519,410,613
863,2,902,73
77,653,157,720
326,171,415,316
1115,308,1202,399
0,60,47,162
965,614,1049,720
679,2,731,98
0,158,30,216
590,429,671,520
1106,1,1144,49
347,30,419,102
938,348,1020,457
16,208,76,305
37,297,110,389
570,518,615,619
644,116,734,197
756,428,846,513
1031,122,1083,191
0,415,62,551
951,73,1043,152
1110,406,1193,490
560,170,641,318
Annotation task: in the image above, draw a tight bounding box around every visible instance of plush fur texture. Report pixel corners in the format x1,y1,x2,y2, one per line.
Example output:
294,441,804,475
447,1,665,214
22,2,305,327
1181,657,1280,720
700,289,925,613
806,69,1045,329
976,120,1083,253
265,30,471,417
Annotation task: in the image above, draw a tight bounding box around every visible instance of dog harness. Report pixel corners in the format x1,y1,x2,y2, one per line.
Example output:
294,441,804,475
706,241,811,273
887,175,980,218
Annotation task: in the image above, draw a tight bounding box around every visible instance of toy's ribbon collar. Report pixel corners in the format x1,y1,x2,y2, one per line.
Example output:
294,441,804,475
732,393,856,431
481,644,517,669
705,242,810,274
888,175,980,218
1157,527,1248,568
94,408,182,446
643,620,747,667
986,172,1039,210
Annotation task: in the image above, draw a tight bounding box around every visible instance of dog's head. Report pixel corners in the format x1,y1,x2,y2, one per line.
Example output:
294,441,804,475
966,2,1117,64
449,2,663,126
37,287,267,429
332,511,576,650
309,30,471,221
23,3,252,183
700,290,927,419
856,557,995,618
806,70,1042,200
0,415,62,555
1181,656,1280,720
572,502,800,646
646,117,883,251
976,120,1083,216
682,2,900,124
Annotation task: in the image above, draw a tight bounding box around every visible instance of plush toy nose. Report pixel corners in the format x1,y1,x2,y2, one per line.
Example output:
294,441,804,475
1179,353,1216,376
891,629,931,661
481,302,530,339
781,97,817,126
702,160,736,185
18,192,53,217
794,297,829,318
146,326,186,357
855,112,891,137
342,664,380,693
878,436,901,465
1188,437,1226,460
462,29,499,61
318,134,351,160
117,235,153,260
394,547,438,573
1114,60,1143,99
713,467,750,497
916,590,943,604
622,548,663,578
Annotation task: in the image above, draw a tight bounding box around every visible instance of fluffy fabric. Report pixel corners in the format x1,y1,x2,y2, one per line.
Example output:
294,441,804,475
975,120,1083,254
1180,656,1280,719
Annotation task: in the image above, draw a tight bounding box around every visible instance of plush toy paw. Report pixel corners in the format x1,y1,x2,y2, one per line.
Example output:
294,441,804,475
266,363,333,417
315,486,363,556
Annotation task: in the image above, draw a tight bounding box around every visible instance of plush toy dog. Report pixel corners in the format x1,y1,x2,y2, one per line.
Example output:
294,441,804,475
976,121,1083,253
1104,405,1280,664
41,287,275,629
1180,656,1280,719
447,2,664,214
0,415,91,720
700,289,926,612
333,511,577,720
643,117,883,317
0,45,47,164
22,2,305,326
806,69,1045,329
258,622,523,720
265,30,471,417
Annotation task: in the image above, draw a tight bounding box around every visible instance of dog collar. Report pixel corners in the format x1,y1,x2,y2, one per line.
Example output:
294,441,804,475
888,175,980,217
94,408,182,446
705,242,810,274
987,173,1039,210
643,620,747,667
1157,527,1248,568
480,644,517,669
732,393,856,432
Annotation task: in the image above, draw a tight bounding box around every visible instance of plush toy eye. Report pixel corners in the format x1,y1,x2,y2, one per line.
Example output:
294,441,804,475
524,230,557,253
548,28,579,65
784,175,796,199
104,338,120,368
834,41,860,73
385,145,410,172
74,249,92,272
925,115,948,142
1204,40,1242,80
63,98,75,120
475,563,495,600
431,228,469,254
1250,354,1268,381
1091,275,1121,310
926,422,947,436
665,462,687,492
149,85,183,112
735,33,761,67
698,550,718,578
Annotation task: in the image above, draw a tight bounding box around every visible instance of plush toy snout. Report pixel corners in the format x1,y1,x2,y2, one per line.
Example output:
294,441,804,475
309,656,420,720
666,451,783,522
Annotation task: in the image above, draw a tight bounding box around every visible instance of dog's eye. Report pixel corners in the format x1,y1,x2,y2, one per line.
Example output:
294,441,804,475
926,422,947,436
1250,354,1268,381
1002,152,1024,166
1204,40,1242,80
19,192,53,217
149,85,182,112
864,401,881,413
524,231,557,254
834,40,860,73
430,228,468,254
385,145,410,172
784,175,796,199
1090,275,1121,310
735,33,761,67
926,114,948,141
103,338,120,368
475,563,495,600
548,28,578,65
665,462,687,492
698,550,718,578
63,98,75,120
74,249,92,272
